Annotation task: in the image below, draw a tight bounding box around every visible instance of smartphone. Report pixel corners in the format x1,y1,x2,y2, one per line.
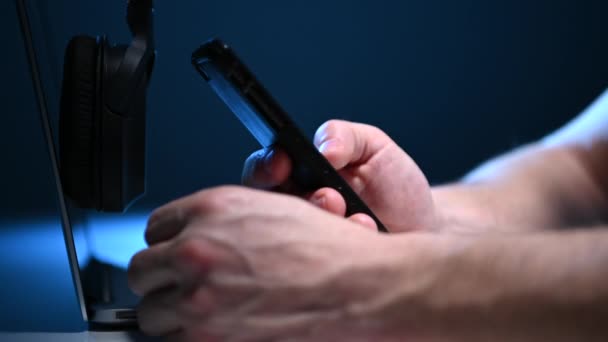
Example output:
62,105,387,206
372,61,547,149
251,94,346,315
191,38,387,232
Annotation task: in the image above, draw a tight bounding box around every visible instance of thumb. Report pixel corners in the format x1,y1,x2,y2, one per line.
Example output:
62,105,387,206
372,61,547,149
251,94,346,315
242,148,291,189
313,120,392,170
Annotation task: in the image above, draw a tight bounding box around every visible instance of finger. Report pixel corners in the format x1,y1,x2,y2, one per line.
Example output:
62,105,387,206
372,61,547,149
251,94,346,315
347,213,378,230
242,148,292,189
130,236,233,297
313,120,390,170
307,187,346,217
177,285,218,318
137,286,182,336
128,241,176,296
145,202,188,246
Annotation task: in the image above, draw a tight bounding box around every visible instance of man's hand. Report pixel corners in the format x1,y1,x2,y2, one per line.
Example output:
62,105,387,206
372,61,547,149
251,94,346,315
242,120,436,233
127,185,608,341
127,186,427,341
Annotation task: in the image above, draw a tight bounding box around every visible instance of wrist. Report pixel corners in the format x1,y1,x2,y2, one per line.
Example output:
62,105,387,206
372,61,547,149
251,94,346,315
430,185,494,233
384,231,608,341
339,233,469,340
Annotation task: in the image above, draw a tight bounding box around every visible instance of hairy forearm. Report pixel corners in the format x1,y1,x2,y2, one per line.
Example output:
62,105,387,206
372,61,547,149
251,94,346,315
431,144,608,233
431,89,608,232
377,229,608,341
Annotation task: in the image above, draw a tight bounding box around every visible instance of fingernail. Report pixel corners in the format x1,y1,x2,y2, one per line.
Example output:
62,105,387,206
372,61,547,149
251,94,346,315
263,149,275,173
311,194,326,208
318,139,335,154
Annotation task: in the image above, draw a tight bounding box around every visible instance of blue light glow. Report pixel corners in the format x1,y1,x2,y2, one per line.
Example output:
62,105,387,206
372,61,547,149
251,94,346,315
0,214,150,331
0,219,85,331
86,214,150,269
202,63,276,147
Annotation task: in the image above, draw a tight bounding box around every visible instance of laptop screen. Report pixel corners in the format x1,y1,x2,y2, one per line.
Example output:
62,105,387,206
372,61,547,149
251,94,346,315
16,0,90,321
17,0,148,323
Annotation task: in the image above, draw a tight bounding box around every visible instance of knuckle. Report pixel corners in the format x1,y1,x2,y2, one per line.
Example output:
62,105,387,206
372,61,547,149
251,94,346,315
190,186,249,215
361,123,391,142
179,286,216,317
168,237,217,275
370,125,390,140
170,238,201,264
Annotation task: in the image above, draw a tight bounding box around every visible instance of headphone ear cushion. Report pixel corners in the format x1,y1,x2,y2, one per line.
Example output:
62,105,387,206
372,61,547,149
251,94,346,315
59,36,100,209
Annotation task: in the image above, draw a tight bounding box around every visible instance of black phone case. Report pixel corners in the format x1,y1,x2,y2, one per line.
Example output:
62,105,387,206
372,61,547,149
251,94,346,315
192,38,387,232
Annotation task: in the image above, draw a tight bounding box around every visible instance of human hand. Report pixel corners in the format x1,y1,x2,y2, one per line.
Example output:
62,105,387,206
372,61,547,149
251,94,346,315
242,120,436,232
128,186,416,341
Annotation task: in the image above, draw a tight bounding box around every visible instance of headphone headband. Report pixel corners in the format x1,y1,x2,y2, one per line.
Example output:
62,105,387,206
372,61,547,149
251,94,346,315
127,0,154,51
106,0,155,116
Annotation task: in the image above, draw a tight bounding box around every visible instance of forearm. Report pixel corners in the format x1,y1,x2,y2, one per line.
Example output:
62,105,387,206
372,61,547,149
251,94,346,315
431,144,608,233
379,229,608,341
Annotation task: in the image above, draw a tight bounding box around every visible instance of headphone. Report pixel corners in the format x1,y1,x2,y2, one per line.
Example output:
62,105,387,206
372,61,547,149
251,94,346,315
59,0,155,212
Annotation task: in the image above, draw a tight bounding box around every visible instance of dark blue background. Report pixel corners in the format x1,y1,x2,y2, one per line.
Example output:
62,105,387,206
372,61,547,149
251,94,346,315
3,0,608,216
1,0,608,333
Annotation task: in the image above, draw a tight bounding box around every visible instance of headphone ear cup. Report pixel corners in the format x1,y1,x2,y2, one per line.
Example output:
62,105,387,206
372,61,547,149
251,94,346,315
59,36,101,209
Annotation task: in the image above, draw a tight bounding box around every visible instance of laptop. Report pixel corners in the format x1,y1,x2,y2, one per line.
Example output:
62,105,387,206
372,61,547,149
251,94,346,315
17,0,141,329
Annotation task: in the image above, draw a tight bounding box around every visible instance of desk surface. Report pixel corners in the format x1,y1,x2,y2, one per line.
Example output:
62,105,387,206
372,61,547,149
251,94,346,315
0,331,159,342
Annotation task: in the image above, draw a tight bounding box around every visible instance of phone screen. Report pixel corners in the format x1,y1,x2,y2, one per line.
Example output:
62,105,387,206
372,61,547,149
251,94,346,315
199,62,276,147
